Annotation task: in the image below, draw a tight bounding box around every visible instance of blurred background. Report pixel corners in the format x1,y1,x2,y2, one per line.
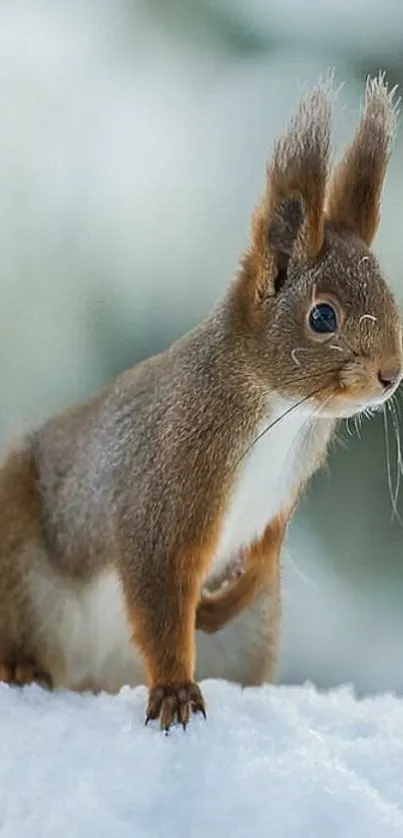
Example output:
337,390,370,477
1,0,403,695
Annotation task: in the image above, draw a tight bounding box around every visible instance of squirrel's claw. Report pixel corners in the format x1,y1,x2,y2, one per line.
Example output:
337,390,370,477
145,681,206,732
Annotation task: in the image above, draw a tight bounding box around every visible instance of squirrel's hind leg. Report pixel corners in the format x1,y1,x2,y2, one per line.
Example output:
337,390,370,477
0,446,53,692
0,657,52,690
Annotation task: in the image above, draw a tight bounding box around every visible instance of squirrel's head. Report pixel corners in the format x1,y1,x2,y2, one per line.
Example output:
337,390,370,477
235,74,402,418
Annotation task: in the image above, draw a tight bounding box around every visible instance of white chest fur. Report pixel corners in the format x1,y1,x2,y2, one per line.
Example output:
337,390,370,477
210,398,315,578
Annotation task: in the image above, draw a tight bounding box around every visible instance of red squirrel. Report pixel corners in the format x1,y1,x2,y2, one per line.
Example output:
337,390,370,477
0,75,401,730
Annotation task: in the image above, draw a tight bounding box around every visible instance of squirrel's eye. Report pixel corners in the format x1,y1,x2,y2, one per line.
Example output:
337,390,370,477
308,302,338,334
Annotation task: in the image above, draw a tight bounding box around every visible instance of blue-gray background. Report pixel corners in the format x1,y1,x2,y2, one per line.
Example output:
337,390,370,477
2,0,403,695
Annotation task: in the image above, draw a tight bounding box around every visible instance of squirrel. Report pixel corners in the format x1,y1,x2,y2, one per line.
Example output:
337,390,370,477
0,74,401,730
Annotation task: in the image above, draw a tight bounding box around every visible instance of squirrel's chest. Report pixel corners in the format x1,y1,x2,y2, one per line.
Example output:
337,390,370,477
210,400,314,577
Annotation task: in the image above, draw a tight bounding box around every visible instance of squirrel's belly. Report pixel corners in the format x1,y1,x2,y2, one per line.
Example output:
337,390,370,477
209,399,312,581
31,568,145,692
32,566,272,691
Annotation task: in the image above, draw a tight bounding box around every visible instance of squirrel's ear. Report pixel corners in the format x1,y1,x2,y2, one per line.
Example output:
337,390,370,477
244,79,333,301
326,74,399,245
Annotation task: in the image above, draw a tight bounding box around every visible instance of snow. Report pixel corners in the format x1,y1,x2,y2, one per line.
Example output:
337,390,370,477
1,680,403,837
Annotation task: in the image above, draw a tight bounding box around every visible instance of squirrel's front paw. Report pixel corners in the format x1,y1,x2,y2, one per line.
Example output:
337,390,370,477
145,681,206,731
196,594,227,633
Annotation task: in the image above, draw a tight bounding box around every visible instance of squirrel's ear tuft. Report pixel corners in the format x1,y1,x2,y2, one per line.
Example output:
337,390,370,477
326,73,399,245
245,76,334,301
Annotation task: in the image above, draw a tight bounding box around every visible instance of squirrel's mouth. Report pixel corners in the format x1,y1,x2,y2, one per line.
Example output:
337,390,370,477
326,359,403,417
318,385,399,419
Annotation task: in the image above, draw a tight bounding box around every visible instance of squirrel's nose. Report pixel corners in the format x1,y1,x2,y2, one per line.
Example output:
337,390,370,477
378,363,402,390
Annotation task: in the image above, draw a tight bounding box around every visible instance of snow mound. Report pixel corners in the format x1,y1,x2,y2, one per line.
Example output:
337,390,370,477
1,679,403,837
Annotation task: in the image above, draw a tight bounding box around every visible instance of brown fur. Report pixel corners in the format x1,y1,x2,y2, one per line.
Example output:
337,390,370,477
196,509,290,634
0,75,401,730
327,75,399,244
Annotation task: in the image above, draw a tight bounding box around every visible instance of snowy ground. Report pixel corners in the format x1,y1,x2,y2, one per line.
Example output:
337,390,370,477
1,681,403,837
